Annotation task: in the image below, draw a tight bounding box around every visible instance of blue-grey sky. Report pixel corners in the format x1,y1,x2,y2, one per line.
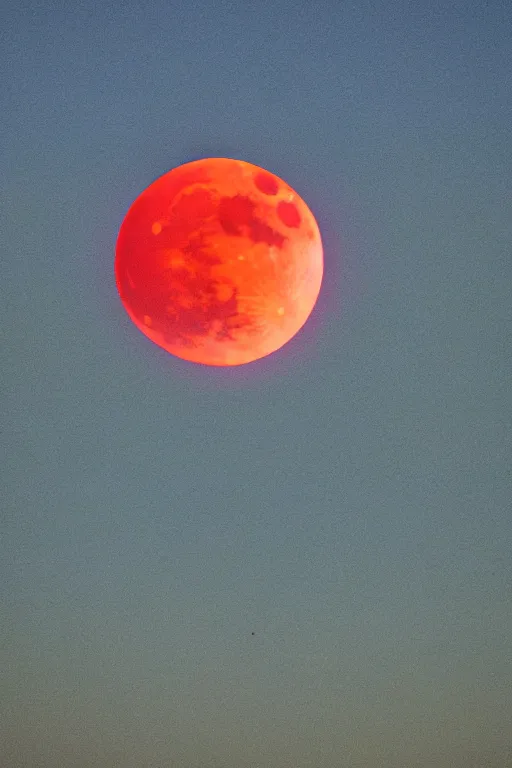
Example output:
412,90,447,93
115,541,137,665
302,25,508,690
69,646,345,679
2,1,511,766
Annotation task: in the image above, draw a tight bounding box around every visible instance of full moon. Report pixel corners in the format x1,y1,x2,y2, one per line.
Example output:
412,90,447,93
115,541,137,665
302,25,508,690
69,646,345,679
115,157,323,366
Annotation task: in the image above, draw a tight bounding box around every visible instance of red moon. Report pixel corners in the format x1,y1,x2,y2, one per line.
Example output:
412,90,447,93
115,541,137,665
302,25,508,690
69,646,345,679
115,157,323,366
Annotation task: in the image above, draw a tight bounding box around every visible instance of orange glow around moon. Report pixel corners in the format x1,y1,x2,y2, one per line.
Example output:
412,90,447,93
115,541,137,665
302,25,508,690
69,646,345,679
115,157,323,366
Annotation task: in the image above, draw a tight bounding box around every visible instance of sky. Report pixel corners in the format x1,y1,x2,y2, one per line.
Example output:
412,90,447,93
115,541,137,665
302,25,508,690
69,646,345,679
1,1,511,766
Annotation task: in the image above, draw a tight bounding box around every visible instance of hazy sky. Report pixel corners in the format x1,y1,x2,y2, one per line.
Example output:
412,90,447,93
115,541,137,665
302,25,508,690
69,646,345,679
2,1,511,766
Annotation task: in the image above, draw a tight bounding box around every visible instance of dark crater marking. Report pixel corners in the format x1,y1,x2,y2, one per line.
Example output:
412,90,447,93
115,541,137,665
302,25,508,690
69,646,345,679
218,194,286,248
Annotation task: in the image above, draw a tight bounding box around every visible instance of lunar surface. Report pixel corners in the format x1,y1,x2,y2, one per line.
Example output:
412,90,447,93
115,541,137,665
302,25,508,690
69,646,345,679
115,157,323,366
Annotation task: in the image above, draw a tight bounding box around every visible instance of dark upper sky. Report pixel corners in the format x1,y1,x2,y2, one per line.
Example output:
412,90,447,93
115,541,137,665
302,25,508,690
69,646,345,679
2,1,511,766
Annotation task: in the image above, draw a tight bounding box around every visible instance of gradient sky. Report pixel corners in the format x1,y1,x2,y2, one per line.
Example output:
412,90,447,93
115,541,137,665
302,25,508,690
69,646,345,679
2,1,511,767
